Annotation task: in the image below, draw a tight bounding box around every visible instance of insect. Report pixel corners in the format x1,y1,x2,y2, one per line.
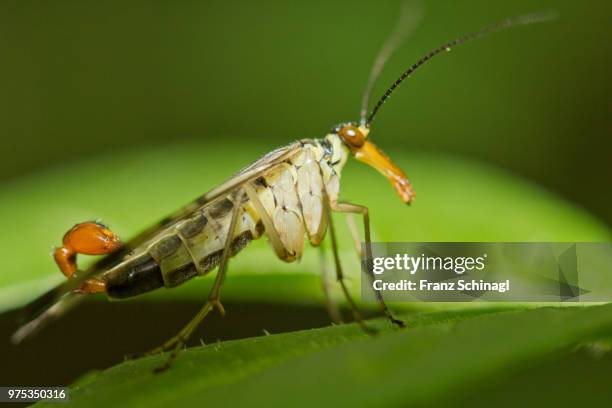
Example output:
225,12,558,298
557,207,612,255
12,8,554,372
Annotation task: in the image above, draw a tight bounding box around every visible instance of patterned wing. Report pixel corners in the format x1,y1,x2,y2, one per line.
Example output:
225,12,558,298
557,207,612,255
13,142,302,343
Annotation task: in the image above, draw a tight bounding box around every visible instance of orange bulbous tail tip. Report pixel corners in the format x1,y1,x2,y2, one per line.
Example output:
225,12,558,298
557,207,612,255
62,221,122,255
53,221,121,293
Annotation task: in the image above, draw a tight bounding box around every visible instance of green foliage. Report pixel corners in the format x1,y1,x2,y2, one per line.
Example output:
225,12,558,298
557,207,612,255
1,142,610,407
35,304,612,407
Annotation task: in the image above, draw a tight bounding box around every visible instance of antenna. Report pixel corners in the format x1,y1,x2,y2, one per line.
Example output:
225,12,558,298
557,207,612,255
359,1,424,126
365,11,557,127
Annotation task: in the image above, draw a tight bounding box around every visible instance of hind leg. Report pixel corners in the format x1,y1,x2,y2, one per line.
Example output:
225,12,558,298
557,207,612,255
151,191,245,372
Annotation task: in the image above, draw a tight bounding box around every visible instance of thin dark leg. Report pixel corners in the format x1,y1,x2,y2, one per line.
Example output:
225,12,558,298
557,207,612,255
332,202,405,328
325,200,376,334
318,245,343,324
150,190,244,372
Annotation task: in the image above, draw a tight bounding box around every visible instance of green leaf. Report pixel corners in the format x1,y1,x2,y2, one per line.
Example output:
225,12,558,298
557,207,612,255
0,141,609,312
35,304,612,407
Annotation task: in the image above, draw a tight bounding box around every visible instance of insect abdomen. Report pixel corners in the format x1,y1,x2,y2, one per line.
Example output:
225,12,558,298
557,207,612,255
145,199,262,289
104,254,164,298
102,228,257,299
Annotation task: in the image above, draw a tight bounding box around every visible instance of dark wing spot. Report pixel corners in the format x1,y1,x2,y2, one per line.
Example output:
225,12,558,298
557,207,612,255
179,212,208,238
150,235,182,259
254,177,268,188
196,195,208,205
208,198,234,219
159,216,174,226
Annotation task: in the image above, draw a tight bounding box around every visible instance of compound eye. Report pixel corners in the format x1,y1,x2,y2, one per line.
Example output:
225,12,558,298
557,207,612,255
338,125,365,148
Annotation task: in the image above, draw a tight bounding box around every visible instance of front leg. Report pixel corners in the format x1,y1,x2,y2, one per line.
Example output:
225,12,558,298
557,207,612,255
324,199,375,334
330,201,405,328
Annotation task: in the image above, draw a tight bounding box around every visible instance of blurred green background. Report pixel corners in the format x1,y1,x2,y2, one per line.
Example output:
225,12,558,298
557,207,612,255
0,0,610,227
1,0,611,405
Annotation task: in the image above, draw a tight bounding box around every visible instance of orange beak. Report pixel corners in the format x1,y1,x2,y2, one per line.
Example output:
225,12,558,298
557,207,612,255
353,141,415,204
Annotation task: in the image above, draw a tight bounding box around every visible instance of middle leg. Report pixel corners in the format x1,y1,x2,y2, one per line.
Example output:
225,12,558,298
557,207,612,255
150,190,245,372
324,199,376,334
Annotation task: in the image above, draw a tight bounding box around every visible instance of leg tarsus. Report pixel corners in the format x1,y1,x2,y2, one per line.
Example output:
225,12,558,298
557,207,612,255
338,280,377,335
212,300,226,316
153,341,185,374
324,198,376,334
138,300,215,365
128,330,185,359
149,190,244,372
383,305,406,328
332,201,405,329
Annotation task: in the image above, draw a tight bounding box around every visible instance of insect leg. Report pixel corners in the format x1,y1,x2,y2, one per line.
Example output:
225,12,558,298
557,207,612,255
345,213,362,259
331,201,405,328
149,191,245,372
318,246,342,324
324,199,375,334
175,229,206,275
